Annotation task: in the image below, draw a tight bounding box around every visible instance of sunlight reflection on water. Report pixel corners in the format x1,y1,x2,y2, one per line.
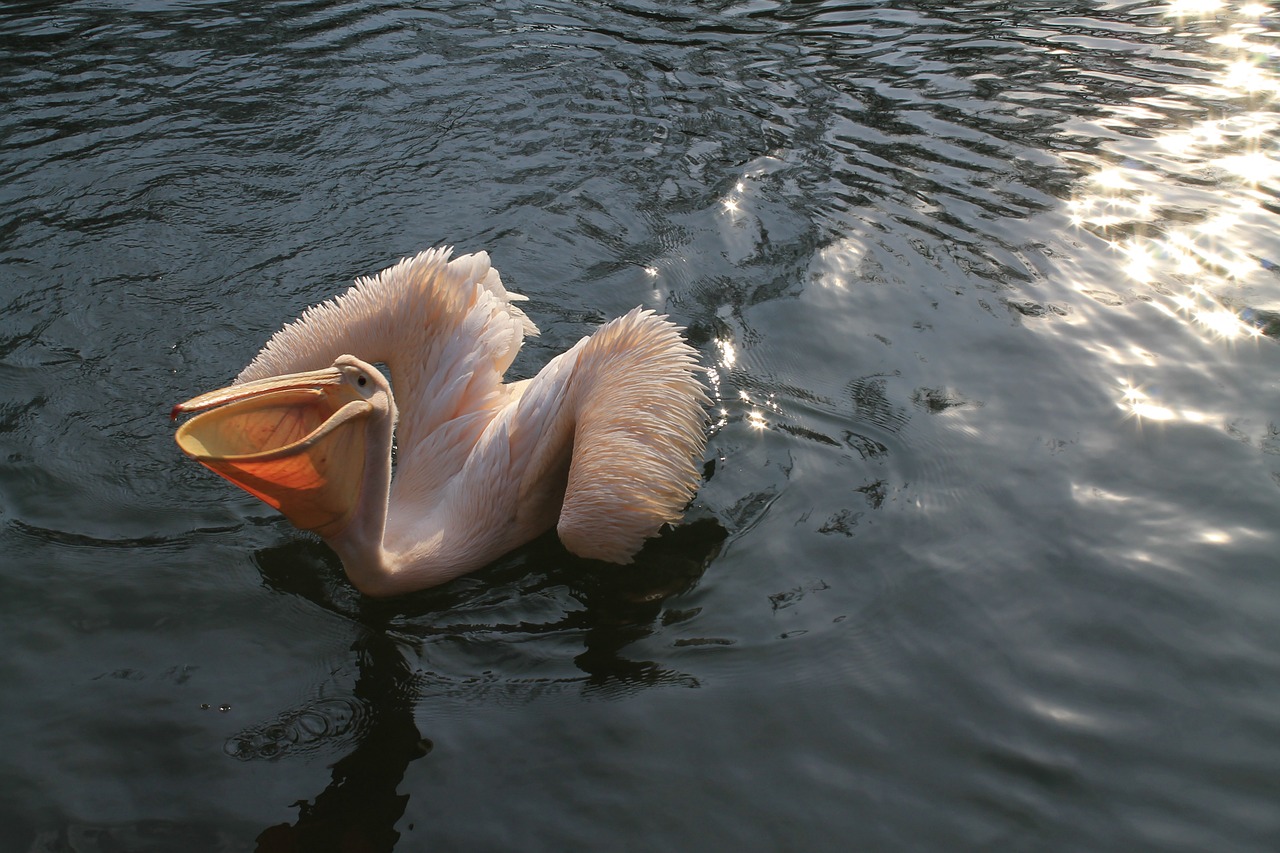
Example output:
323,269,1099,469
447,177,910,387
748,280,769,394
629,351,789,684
1061,0,1280,420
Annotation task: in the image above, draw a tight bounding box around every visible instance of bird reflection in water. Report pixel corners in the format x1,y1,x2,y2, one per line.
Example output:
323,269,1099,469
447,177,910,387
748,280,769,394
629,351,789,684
244,518,725,851
251,629,428,853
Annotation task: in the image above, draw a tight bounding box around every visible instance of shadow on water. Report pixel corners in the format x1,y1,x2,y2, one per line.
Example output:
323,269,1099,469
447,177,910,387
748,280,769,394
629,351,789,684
243,519,726,851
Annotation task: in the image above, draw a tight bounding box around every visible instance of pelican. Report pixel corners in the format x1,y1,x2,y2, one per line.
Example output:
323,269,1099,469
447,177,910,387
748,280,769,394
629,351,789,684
172,248,708,597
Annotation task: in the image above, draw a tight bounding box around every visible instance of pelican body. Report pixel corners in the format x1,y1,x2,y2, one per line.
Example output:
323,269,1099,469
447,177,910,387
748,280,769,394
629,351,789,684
173,249,708,597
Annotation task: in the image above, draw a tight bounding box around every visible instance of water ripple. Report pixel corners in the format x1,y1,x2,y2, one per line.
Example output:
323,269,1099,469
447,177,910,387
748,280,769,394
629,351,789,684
224,696,365,761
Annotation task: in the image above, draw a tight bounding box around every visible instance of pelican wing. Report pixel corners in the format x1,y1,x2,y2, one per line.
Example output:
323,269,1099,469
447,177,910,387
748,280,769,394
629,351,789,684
553,309,709,563
237,248,538,459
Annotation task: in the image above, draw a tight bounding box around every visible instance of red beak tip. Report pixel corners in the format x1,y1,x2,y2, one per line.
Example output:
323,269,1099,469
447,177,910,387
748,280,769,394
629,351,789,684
170,404,184,422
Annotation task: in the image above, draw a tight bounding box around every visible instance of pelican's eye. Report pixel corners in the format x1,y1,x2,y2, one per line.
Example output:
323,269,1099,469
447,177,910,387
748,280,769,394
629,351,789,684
357,375,368,387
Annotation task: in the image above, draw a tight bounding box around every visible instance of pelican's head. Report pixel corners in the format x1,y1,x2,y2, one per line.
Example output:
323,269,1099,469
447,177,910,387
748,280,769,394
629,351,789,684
172,355,393,538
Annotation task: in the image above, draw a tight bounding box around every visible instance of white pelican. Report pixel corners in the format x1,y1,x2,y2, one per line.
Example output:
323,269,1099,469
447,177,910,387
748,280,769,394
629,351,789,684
173,248,708,597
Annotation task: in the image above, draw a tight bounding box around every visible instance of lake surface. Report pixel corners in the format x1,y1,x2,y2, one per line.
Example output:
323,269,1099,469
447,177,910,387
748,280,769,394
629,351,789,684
3,0,1279,849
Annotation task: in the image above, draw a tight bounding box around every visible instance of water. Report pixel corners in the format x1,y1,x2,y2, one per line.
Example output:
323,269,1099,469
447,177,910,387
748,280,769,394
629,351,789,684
2,0,1279,849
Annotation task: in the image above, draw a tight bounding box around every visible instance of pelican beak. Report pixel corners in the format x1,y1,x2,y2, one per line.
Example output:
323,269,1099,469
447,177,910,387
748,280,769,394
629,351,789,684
172,367,373,538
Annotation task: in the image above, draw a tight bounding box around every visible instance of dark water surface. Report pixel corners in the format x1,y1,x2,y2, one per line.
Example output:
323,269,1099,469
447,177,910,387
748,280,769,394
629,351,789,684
3,0,1280,849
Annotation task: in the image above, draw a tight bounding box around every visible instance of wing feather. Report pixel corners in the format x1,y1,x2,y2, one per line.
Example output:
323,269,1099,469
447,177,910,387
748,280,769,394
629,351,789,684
555,310,708,562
